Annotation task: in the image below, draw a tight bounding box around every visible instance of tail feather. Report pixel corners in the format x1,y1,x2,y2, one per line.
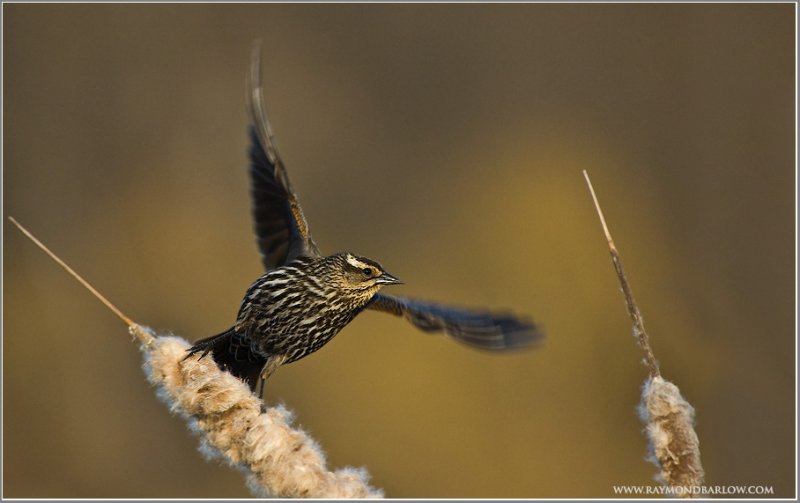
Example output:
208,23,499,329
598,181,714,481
186,328,267,391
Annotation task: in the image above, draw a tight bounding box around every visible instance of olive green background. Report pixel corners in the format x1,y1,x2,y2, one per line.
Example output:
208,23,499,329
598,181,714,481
4,4,795,498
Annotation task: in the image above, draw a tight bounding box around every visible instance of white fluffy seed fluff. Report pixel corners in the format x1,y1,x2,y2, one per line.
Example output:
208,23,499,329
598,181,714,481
137,326,383,498
638,375,705,497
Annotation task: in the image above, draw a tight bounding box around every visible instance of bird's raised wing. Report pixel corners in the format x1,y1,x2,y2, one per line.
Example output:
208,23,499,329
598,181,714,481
248,43,321,270
368,293,543,350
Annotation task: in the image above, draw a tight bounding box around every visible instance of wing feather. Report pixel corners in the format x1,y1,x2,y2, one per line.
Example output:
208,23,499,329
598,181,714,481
247,42,320,270
368,293,543,350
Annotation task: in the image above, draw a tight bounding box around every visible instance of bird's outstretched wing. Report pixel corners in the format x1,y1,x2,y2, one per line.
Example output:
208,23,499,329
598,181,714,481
367,293,543,350
248,42,321,270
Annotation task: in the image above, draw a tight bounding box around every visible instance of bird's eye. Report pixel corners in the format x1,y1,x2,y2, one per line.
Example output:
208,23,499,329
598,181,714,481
362,268,373,277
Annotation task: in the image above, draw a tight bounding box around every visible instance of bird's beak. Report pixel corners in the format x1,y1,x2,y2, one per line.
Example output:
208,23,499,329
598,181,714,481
376,271,403,285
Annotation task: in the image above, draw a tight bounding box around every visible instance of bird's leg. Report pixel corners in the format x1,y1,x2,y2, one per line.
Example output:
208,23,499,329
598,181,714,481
256,354,287,403
257,379,267,406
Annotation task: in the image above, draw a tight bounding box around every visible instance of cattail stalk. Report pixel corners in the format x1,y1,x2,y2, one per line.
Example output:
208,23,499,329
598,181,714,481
8,217,383,498
582,174,705,497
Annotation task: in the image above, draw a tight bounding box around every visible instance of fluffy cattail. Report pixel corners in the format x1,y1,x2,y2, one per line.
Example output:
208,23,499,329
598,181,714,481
583,174,705,498
135,324,383,498
639,376,704,495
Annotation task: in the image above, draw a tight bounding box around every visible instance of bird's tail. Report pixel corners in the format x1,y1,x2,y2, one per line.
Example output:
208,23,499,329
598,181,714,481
186,328,266,391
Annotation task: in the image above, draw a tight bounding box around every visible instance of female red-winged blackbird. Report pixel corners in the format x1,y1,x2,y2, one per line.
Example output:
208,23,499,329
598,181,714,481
187,45,543,396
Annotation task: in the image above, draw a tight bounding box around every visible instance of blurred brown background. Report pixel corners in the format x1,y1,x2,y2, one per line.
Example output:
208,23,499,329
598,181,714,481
4,3,795,498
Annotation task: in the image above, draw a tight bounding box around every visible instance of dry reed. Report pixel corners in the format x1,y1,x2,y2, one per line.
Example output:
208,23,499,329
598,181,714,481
582,173,705,497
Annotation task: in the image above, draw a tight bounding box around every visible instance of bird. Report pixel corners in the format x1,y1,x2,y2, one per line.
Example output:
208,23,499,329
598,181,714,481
187,44,543,397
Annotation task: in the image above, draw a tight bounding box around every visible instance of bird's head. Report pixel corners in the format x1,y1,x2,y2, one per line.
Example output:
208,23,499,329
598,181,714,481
327,253,402,294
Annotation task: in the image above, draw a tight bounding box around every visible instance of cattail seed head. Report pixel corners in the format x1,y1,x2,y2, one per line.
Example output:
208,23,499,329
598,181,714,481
141,330,383,498
638,375,704,497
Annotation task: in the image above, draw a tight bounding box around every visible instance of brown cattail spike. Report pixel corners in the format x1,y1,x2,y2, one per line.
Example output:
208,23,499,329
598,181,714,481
582,172,661,378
